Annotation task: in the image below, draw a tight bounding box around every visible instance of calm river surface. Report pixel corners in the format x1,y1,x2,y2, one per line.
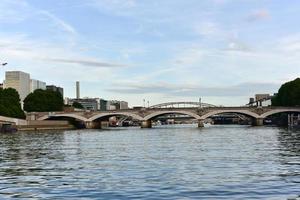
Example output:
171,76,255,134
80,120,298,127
0,125,299,199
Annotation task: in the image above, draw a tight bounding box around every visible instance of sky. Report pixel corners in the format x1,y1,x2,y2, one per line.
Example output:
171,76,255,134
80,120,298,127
0,0,300,107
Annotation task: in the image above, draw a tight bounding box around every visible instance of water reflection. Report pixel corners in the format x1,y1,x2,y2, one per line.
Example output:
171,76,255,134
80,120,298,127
278,129,300,155
0,125,299,199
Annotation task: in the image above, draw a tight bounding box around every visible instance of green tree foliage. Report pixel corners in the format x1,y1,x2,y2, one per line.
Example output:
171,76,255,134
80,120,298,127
272,78,300,106
72,101,84,109
24,89,64,112
0,88,25,119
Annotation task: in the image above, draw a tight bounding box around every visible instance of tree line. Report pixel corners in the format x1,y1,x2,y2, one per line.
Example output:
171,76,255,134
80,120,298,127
272,78,300,106
0,88,64,119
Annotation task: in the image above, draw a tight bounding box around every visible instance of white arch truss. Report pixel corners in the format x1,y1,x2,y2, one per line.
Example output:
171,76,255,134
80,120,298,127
144,110,201,120
149,101,216,108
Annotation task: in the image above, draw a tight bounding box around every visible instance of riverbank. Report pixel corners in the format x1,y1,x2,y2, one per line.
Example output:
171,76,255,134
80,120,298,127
17,125,75,131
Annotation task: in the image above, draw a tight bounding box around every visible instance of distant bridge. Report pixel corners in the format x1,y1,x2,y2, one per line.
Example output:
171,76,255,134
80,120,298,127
27,106,300,128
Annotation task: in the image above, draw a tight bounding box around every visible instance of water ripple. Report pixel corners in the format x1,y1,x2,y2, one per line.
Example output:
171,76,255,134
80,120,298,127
0,125,299,199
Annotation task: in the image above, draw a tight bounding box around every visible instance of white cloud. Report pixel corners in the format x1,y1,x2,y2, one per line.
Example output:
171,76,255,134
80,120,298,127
38,10,77,36
0,0,299,105
224,40,252,52
90,0,137,16
107,81,279,98
175,48,204,65
0,0,77,37
44,58,128,68
0,33,128,84
0,0,31,23
246,9,270,22
194,21,219,36
277,34,300,53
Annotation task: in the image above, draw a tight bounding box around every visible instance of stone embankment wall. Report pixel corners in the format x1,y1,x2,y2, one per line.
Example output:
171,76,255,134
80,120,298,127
18,120,74,131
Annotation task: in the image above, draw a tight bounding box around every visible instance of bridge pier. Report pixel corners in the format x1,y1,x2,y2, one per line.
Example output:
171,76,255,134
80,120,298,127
141,120,152,128
85,121,102,129
198,120,205,128
253,118,264,126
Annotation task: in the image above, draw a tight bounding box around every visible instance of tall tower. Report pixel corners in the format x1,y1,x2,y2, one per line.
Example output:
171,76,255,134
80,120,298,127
76,81,80,99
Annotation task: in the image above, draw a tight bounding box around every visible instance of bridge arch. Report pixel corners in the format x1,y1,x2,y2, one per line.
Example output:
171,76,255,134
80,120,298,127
199,110,260,120
37,114,88,122
88,112,144,121
144,110,201,120
260,108,300,118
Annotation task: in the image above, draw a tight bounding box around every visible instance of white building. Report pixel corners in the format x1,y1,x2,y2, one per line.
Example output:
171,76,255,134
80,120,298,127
30,79,46,93
261,99,272,107
119,101,129,110
248,93,273,107
4,71,30,105
106,100,129,110
107,103,117,111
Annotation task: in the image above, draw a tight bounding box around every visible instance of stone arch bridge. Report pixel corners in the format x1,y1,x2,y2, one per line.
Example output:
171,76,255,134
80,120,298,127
0,116,27,126
28,106,300,128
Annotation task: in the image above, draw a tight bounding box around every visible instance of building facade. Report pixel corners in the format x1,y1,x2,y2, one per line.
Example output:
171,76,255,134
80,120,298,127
67,98,129,111
30,79,46,93
119,101,129,110
68,98,100,111
107,100,129,110
46,85,64,98
100,99,108,111
248,93,273,107
4,71,30,104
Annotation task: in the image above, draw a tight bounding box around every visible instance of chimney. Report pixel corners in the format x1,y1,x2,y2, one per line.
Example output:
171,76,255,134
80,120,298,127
76,81,80,99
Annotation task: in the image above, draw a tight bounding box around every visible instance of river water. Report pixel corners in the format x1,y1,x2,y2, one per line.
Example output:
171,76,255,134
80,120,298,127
0,125,299,199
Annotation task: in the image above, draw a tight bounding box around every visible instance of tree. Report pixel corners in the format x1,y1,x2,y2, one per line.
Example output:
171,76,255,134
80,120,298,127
272,78,300,106
23,89,64,112
72,101,84,109
0,88,25,119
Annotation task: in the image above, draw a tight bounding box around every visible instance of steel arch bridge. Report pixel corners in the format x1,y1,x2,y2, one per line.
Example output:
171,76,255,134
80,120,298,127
149,101,216,108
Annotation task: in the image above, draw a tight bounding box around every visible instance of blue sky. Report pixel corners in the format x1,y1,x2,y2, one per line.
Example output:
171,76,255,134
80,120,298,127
1,0,300,106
